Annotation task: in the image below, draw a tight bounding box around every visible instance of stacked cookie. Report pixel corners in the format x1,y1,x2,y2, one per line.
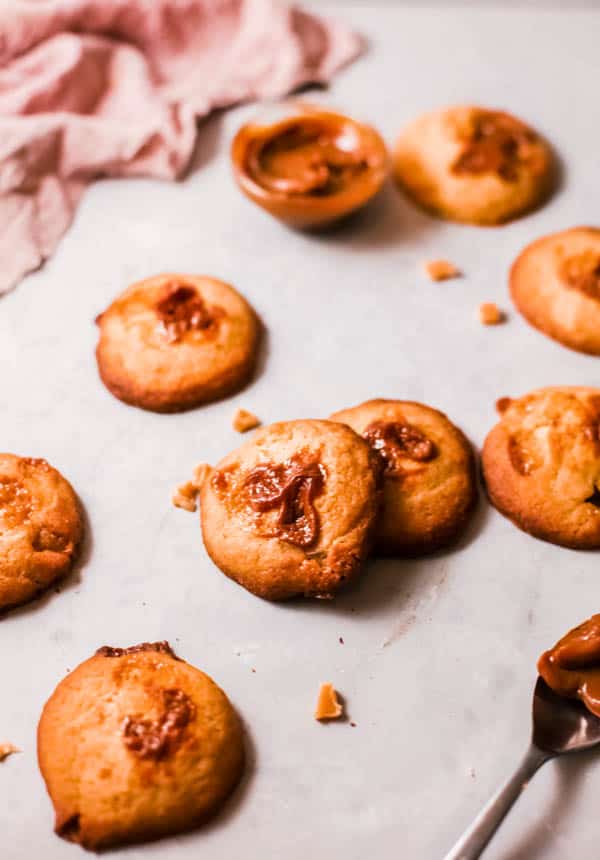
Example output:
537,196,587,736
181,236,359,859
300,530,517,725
199,401,478,600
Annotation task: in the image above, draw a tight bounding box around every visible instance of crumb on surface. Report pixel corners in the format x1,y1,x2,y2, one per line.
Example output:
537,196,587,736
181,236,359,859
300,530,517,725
350,721,357,728
424,259,461,281
479,302,504,325
232,408,261,433
0,743,20,762
315,683,344,721
339,637,344,645
172,463,211,512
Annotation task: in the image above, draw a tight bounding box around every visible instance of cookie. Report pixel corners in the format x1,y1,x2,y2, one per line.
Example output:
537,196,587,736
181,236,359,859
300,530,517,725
510,227,600,355
96,274,260,413
482,387,600,548
231,103,389,229
393,106,554,225
38,642,244,851
330,400,477,555
0,454,82,612
200,419,380,600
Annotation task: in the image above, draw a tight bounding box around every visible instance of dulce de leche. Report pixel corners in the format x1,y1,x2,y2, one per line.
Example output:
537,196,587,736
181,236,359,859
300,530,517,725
538,614,600,717
231,104,388,229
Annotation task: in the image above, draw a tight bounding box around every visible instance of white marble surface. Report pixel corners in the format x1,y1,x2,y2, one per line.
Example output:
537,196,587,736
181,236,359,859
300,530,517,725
1,3,600,859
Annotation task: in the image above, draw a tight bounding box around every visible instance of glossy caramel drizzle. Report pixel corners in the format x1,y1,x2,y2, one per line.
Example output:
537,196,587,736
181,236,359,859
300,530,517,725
538,615,600,718
155,283,223,343
244,453,325,547
122,689,195,760
247,121,369,197
363,420,436,477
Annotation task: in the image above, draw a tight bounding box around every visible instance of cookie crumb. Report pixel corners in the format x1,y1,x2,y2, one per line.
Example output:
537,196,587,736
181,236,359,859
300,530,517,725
350,721,357,728
232,408,261,433
172,463,211,512
424,259,461,281
339,637,344,645
0,743,20,762
315,683,344,721
479,302,504,325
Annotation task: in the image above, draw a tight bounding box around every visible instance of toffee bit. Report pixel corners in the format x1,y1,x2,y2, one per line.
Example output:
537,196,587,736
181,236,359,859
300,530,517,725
423,259,461,281
232,408,261,433
314,683,344,721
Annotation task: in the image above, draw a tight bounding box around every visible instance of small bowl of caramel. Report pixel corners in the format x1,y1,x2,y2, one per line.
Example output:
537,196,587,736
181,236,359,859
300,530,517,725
231,103,389,229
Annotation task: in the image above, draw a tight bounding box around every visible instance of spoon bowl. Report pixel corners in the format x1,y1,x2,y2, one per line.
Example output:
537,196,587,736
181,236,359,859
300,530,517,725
532,676,600,754
444,676,600,860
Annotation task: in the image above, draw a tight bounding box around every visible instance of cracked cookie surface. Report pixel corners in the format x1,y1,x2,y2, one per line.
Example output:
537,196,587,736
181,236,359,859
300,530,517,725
482,387,600,548
0,453,82,612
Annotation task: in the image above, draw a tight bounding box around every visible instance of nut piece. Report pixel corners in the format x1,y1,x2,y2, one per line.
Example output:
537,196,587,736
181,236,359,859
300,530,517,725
314,683,343,721
424,259,461,281
479,302,504,325
172,463,211,512
232,408,261,433
0,742,20,762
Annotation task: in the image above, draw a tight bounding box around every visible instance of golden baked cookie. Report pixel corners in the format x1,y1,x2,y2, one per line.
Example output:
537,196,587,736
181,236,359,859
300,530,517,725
200,419,380,600
38,642,244,851
96,274,260,413
393,106,554,225
482,387,600,548
330,400,477,555
510,227,600,355
0,454,82,612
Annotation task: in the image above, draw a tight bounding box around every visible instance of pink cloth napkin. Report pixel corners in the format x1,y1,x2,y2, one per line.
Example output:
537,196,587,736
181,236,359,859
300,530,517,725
0,0,362,293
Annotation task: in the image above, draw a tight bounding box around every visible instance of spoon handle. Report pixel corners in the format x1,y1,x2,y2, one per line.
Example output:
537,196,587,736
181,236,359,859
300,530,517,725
443,744,551,860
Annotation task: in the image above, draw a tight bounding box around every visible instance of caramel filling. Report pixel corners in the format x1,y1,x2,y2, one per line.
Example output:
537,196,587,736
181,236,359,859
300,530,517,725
245,118,370,197
243,453,326,547
452,111,537,182
538,615,600,717
0,479,33,528
122,689,195,760
363,420,436,477
155,283,223,343
97,641,177,659
559,251,600,300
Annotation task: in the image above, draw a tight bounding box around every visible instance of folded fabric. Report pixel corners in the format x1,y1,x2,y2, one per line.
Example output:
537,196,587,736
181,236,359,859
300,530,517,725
0,0,362,294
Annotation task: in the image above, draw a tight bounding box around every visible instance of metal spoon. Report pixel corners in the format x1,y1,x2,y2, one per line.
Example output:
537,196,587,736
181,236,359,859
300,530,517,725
443,677,600,860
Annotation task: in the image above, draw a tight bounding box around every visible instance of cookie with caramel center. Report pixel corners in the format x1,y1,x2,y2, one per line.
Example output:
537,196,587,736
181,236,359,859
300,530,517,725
200,419,381,600
0,453,82,612
482,387,600,548
510,227,600,355
38,642,244,851
393,106,554,225
95,274,260,413
330,400,477,555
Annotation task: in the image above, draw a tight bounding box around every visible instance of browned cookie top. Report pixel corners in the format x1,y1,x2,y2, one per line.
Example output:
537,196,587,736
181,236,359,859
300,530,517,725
330,400,477,555
482,387,600,548
95,274,260,413
510,227,600,355
393,105,554,225
37,643,244,851
0,453,82,612
200,419,381,600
